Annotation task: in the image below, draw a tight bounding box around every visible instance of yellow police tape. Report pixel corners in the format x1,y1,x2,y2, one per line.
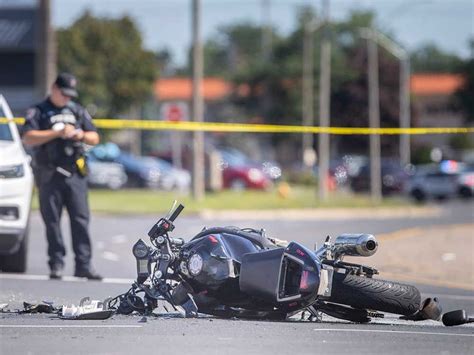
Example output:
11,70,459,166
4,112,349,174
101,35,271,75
2,117,474,135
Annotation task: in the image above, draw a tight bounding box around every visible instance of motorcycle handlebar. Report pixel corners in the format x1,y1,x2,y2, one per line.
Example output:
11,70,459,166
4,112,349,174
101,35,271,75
169,204,184,222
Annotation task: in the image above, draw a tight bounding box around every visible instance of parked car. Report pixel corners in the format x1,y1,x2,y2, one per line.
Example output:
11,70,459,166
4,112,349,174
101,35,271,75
406,161,465,202
218,148,273,190
457,164,474,199
90,143,161,189
87,158,128,190
90,143,190,191
350,160,409,195
154,158,191,191
0,96,33,272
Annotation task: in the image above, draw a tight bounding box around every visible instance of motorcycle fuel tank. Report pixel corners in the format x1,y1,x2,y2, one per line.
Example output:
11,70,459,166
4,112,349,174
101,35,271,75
178,230,262,294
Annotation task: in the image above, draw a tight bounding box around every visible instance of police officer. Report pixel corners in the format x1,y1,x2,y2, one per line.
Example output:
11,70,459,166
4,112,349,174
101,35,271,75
22,73,102,280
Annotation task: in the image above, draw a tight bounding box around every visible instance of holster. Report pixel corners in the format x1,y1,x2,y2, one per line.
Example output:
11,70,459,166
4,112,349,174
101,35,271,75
75,156,88,177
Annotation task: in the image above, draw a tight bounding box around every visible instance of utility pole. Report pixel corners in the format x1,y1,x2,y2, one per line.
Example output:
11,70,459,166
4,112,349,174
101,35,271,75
37,0,56,98
400,58,411,166
369,30,411,167
366,29,382,203
302,18,315,170
302,18,322,170
192,0,205,200
318,0,331,200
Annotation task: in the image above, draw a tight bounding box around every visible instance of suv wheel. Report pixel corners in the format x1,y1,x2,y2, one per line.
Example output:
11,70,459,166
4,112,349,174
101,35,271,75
0,224,29,273
411,189,426,203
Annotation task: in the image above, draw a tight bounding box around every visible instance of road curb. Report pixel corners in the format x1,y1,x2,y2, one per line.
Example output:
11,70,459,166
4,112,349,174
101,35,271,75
198,206,442,221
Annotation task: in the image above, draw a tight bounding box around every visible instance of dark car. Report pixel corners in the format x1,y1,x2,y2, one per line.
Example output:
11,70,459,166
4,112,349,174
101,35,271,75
458,164,474,199
89,143,161,189
350,160,409,195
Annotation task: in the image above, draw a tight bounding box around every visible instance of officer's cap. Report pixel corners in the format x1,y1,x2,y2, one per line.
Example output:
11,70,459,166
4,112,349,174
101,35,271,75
54,73,78,98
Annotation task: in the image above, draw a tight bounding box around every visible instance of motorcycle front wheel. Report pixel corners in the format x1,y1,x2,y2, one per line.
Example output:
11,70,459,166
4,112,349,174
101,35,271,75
328,273,421,316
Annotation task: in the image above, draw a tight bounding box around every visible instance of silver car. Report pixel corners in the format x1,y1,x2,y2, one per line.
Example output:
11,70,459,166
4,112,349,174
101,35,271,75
87,160,128,190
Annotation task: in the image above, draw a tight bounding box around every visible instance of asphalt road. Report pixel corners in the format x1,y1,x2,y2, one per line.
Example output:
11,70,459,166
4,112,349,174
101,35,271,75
1,200,473,354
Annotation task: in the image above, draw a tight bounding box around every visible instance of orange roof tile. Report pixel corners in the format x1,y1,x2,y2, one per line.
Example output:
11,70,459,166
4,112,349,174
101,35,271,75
410,74,465,96
154,77,232,101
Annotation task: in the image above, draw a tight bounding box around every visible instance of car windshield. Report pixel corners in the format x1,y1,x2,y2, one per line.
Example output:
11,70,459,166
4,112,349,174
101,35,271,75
220,149,251,166
0,122,14,141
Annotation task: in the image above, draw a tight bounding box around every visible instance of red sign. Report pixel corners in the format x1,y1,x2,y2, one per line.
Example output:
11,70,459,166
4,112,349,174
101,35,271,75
161,102,188,122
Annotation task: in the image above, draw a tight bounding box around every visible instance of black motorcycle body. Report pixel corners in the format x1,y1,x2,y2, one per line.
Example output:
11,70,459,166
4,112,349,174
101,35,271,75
116,202,423,323
175,227,320,317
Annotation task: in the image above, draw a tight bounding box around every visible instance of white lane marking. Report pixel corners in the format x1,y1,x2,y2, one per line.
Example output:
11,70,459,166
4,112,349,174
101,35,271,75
441,253,457,262
424,293,474,301
101,251,120,262
111,234,128,244
313,329,474,337
96,241,105,250
0,273,134,284
0,325,142,328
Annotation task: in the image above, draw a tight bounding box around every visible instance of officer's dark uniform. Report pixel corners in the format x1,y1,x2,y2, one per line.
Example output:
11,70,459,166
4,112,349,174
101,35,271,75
22,98,97,275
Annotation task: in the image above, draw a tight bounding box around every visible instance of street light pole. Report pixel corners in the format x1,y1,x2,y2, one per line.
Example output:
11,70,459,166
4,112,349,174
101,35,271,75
192,0,205,200
367,29,382,203
400,57,411,166
370,30,411,167
318,0,331,201
302,19,322,170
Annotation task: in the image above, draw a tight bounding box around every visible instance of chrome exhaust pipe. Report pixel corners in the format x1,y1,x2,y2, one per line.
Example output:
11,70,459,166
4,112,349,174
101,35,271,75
331,234,378,258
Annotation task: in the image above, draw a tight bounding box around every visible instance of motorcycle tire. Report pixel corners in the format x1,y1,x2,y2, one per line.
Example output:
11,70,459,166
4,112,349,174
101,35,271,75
328,272,421,316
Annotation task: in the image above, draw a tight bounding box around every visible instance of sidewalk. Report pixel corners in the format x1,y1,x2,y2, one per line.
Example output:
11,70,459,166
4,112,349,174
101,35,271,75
199,205,442,221
347,224,474,290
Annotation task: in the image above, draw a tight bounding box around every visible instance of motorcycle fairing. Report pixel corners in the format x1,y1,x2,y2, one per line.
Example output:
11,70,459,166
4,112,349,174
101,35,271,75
239,242,320,307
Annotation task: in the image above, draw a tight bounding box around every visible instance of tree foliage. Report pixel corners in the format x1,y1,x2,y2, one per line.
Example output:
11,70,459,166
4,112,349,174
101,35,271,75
454,39,474,123
411,43,463,73
57,12,158,117
200,8,404,154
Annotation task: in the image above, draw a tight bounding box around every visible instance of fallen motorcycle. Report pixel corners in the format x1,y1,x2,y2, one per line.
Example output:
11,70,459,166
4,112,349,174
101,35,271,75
108,202,438,323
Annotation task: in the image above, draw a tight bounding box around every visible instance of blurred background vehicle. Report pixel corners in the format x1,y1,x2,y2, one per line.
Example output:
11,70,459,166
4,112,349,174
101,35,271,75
406,160,465,202
90,143,161,189
457,163,474,199
350,159,409,196
87,158,128,190
218,147,277,190
154,157,191,192
89,143,191,191
0,97,33,273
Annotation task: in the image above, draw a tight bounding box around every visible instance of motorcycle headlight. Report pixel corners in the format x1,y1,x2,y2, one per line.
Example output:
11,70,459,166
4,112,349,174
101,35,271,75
133,239,149,259
0,164,24,179
188,253,203,276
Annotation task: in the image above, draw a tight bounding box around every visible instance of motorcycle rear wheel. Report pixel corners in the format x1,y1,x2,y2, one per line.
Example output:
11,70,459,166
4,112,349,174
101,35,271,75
328,273,421,316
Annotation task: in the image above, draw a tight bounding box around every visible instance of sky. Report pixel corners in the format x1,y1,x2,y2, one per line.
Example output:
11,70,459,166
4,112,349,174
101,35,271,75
4,0,474,65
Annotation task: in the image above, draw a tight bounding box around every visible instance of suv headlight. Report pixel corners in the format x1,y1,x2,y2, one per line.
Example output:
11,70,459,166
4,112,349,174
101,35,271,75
0,164,24,178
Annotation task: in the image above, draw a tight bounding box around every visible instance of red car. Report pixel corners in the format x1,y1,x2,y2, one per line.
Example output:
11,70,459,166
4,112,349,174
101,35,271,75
219,149,272,190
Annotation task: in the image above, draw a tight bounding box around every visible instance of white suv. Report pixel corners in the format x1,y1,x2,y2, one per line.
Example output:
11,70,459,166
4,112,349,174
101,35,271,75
0,95,33,272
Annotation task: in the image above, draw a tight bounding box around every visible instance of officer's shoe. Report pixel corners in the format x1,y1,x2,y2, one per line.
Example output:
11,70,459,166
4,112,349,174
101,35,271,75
49,268,63,280
74,269,103,281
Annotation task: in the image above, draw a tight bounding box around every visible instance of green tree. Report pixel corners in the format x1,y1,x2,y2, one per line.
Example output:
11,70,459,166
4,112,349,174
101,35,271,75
57,12,158,117
454,39,474,123
199,8,403,155
411,44,463,73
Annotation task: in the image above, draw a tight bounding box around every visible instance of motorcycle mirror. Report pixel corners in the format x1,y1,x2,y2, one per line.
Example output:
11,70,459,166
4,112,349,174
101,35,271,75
165,200,178,220
442,309,474,326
